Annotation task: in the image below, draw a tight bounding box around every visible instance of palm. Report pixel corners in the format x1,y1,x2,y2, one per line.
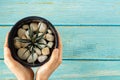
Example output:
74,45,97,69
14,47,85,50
4,45,34,80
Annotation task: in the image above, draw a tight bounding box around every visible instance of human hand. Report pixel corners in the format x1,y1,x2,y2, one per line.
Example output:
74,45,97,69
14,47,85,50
4,32,62,80
36,34,62,80
4,33,34,80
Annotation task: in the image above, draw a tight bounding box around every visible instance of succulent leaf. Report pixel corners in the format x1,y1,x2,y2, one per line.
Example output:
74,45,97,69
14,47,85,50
31,46,34,64
35,22,41,39
35,28,48,42
28,26,34,39
21,48,29,57
15,38,31,43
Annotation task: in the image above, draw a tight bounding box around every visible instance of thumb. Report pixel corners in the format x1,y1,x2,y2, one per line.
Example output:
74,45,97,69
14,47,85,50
4,47,15,63
47,49,59,65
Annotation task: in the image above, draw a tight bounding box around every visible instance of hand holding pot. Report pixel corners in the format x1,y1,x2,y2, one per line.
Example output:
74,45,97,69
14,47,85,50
36,34,62,80
4,33,62,80
4,33,34,80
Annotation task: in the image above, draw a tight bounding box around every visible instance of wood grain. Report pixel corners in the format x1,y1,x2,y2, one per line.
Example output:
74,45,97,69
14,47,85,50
1,26,120,60
1,0,120,80
1,60,120,80
0,0,120,25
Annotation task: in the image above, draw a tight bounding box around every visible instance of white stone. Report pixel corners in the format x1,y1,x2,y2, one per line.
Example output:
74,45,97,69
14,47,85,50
25,30,30,39
21,35,27,39
47,42,54,48
14,37,20,40
14,37,21,49
47,29,52,33
38,55,48,62
27,53,38,63
38,33,43,36
39,22,47,33
42,47,50,55
33,34,36,39
34,47,41,55
17,28,26,38
22,25,29,30
21,35,29,48
45,33,54,41
30,23,38,31
38,33,46,39
14,41,21,49
39,39,47,48
17,48,30,60
21,43,29,48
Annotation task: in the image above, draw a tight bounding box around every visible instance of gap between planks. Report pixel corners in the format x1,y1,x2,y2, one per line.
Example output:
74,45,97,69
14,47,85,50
1,24,120,27
1,58,120,61
1,25,120,61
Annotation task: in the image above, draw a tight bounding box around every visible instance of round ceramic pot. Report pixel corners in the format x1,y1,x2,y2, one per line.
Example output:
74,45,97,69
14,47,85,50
8,16,58,67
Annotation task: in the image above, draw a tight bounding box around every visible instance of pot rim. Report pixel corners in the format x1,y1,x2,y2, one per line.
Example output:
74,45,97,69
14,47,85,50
8,16,59,67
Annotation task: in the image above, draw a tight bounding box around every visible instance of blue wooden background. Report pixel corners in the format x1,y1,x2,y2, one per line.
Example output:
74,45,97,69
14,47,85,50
1,0,120,80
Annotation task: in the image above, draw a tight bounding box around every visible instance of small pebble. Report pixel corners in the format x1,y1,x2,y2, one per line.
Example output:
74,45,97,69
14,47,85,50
34,47,41,55
47,42,54,48
30,23,38,31
21,43,29,48
38,33,46,38
21,35,27,39
42,47,50,55
38,55,48,62
21,35,29,48
33,34,37,39
14,41,21,49
39,22,47,33
17,28,26,38
39,39,47,48
47,29,52,33
27,53,38,63
38,33,43,36
17,48,30,60
22,25,29,30
45,33,54,41
25,30,30,39
21,36,29,47
14,37,21,49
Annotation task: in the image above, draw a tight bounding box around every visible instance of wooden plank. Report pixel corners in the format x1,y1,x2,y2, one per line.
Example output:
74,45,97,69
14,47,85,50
0,0,120,25
1,60,120,80
1,26,120,60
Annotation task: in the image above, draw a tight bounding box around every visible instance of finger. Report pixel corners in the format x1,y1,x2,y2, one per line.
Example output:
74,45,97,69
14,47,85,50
58,32,62,62
47,48,61,72
46,49,59,66
52,47,62,71
4,47,26,69
4,33,9,47
4,33,17,67
51,32,62,71
37,49,59,74
58,32,62,52
4,47,16,64
49,49,59,63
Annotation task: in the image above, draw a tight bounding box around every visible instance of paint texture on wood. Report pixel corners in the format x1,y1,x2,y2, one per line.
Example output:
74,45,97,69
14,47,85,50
1,0,120,80
1,60,120,80
0,0,120,25
1,26,120,60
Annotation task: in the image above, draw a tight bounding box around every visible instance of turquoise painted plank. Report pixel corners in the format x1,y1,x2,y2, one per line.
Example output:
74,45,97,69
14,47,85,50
0,0,120,25
1,26,120,60
1,60,120,80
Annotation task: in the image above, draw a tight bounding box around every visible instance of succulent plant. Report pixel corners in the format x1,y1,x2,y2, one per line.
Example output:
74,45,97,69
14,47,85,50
14,22,55,64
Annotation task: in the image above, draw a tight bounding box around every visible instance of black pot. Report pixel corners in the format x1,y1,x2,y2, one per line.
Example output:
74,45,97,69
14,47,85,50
8,16,58,67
